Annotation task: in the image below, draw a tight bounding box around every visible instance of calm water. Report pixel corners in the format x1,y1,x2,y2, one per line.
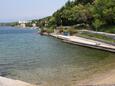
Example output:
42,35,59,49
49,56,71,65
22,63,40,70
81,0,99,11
0,27,115,86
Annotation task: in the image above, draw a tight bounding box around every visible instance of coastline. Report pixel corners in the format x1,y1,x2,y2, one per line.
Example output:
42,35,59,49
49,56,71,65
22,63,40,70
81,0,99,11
77,69,115,86
0,32,115,86
50,33,115,53
49,33,115,86
0,76,37,86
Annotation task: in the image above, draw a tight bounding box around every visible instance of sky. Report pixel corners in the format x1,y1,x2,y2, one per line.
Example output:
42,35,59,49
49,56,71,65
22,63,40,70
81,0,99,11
0,0,68,22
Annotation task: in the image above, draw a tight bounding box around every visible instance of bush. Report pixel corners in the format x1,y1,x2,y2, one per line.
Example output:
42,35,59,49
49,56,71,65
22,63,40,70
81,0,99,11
92,19,106,31
47,28,54,33
59,28,64,33
41,29,47,33
67,28,78,35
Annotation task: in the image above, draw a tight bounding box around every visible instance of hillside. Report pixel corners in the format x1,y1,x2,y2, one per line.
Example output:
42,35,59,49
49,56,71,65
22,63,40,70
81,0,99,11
36,0,115,33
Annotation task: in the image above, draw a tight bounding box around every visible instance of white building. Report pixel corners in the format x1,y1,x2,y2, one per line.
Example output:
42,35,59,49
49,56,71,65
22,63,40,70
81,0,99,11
18,20,30,28
32,23,36,27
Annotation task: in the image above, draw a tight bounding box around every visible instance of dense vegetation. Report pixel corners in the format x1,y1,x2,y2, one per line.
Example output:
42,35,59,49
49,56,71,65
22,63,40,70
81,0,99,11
1,0,114,33
36,0,115,33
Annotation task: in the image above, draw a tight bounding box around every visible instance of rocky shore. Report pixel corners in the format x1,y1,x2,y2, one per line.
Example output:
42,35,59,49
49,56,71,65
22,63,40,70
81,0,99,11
0,76,37,86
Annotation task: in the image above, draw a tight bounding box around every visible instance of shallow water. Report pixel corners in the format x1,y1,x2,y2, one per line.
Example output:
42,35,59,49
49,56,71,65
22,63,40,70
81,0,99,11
0,26,115,86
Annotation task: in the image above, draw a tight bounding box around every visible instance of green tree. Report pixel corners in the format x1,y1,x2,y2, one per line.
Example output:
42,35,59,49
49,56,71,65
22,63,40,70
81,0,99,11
92,19,105,31
74,0,94,5
91,0,115,29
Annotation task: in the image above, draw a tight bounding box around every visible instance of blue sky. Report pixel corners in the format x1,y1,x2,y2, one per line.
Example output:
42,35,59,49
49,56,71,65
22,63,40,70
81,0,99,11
0,0,68,22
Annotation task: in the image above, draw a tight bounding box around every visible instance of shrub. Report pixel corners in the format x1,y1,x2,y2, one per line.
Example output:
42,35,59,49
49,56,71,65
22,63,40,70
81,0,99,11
67,28,78,35
47,28,54,33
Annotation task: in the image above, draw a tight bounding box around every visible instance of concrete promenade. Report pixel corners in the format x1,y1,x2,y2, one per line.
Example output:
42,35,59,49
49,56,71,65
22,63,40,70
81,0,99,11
51,34,115,52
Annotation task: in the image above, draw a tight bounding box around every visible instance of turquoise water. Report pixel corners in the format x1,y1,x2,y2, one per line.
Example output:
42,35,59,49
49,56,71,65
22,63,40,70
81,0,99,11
0,27,115,86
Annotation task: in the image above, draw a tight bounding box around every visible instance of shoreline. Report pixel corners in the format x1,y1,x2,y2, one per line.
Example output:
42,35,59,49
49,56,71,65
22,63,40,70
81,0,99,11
77,69,115,86
50,33,115,53
0,32,115,86
0,76,37,86
49,33,115,85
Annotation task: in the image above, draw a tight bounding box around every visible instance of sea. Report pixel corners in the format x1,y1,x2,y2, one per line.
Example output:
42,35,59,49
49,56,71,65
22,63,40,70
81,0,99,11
0,26,115,86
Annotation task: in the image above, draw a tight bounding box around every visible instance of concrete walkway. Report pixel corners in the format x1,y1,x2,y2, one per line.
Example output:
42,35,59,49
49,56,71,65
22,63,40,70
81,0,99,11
0,76,36,86
51,34,115,52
